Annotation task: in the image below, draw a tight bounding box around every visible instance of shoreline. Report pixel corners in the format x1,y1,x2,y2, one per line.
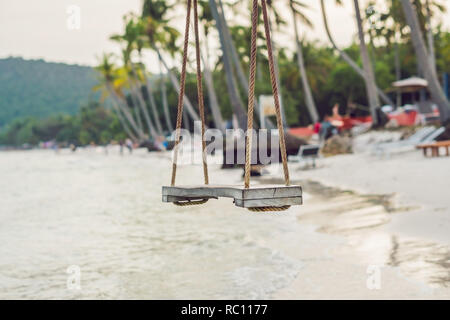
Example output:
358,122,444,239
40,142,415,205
259,151,450,298
288,152,450,244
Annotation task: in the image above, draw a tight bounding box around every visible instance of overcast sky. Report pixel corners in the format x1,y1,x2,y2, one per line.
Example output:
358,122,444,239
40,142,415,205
0,0,449,71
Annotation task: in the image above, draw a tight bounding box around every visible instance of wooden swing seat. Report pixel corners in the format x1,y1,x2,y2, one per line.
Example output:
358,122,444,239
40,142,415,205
162,0,300,213
162,184,302,208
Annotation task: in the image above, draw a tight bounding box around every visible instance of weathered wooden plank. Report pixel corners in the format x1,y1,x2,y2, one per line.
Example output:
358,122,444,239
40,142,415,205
162,184,302,208
234,196,303,208
162,184,302,200
162,195,218,202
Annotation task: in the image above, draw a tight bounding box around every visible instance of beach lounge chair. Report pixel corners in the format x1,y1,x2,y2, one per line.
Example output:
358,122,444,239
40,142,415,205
288,144,320,168
373,126,444,157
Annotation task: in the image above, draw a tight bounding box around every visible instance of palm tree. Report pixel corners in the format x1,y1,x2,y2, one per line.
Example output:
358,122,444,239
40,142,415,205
400,0,450,122
218,0,249,94
289,0,319,124
220,0,274,128
198,0,225,132
424,0,435,72
129,15,165,135
142,0,200,124
209,0,247,129
353,0,380,125
94,53,146,140
109,98,138,142
158,58,173,132
95,56,138,141
265,0,288,127
320,0,394,107
111,19,160,139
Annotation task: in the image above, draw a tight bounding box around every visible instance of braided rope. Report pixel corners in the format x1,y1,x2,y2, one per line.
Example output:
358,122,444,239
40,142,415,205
170,0,192,187
248,205,291,212
244,0,290,189
244,0,259,189
193,0,209,185
261,0,290,187
170,0,209,189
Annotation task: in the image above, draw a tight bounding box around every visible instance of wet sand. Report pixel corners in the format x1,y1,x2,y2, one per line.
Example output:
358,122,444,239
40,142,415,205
0,148,448,299
265,179,449,299
267,150,450,299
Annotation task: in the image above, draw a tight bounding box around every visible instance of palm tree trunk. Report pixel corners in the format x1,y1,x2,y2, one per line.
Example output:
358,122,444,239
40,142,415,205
107,83,146,140
129,63,159,138
400,0,450,122
133,79,158,138
110,99,138,141
132,95,144,132
267,6,287,127
202,31,225,132
137,58,164,134
127,85,143,131
320,0,394,107
217,0,269,128
217,0,248,93
353,0,380,125
154,47,200,122
143,72,164,135
425,0,436,75
159,56,173,132
395,39,402,107
209,0,247,129
291,3,319,123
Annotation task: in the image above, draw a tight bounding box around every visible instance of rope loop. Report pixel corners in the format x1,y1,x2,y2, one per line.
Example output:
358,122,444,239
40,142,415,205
247,206,291,212
173,199,209,206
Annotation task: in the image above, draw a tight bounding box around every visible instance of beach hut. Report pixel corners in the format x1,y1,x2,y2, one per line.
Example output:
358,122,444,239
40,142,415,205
390,77,440,124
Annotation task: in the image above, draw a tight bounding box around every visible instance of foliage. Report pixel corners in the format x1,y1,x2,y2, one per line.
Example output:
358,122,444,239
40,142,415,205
0,57,99,127
0,103,126,147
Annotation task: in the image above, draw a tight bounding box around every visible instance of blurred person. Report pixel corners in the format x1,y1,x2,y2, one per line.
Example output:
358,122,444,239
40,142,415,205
119,140,124,155
319,114,337,141
125,138,133,154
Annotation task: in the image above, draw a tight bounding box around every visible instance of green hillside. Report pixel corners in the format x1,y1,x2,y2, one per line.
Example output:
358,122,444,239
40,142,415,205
0,57,98,127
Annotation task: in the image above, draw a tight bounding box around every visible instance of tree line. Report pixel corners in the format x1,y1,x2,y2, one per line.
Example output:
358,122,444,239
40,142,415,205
94,0,449,143
1,0,449,147
0,103,126,147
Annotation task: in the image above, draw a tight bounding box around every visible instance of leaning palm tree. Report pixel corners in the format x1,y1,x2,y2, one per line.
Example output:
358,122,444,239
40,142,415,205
94,57,138,141
94,53,146,141
289,0,319,124
320,0,394,107
209,0,247,129
158,58,173,132
130,15,165,135
400,0,450,122
141,0,200,124
265,0,288,126
219,0,274,128
218,0,250,92
353,0,380,125
111,20,160,139
198,0,226,132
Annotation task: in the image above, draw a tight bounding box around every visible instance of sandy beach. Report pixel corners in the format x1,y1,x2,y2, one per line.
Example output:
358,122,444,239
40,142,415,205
269,134,450,299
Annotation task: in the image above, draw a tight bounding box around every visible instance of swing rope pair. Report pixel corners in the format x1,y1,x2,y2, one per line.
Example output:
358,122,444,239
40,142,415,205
171,0,290,212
